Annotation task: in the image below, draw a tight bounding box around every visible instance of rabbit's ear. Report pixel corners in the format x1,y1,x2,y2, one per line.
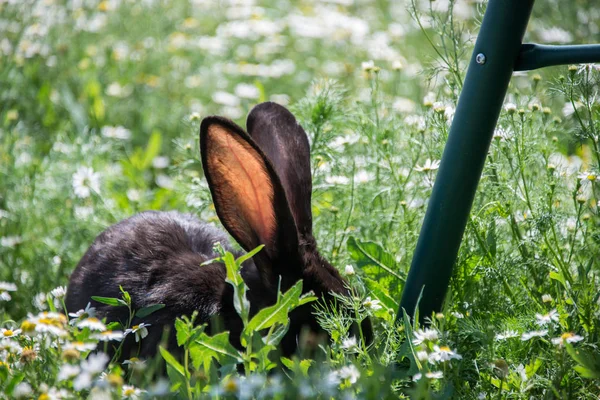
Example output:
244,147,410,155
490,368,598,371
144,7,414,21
246,102,313,238
200,116,301,288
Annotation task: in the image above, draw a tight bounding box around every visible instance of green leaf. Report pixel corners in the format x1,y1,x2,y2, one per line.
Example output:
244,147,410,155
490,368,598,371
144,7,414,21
549,271,566,286
566,344,600,379
243,281,304,338
190,331,243,371
142,131,163,169
135,303,165,318
347,236,405,282
236,245,264,266
91,296,123,307
159,346,186,378
364,277,398,311
175,318,191,347
264,321,289,346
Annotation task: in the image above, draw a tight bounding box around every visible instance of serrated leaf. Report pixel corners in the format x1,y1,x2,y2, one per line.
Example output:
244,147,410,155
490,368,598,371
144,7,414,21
364,277,399,311
175,319,191,347
190,331,243,371
243,281,303,338
135,303,165,318
91,296,122,307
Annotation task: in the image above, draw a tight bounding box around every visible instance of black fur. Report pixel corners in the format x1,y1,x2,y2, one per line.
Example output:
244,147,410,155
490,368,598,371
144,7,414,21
66,102,372,360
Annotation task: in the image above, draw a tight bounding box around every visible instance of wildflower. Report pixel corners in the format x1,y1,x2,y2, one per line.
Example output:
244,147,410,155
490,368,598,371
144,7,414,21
1,328,21,338
222,377,238,394
106,373,124,387
451,311,464,319
101,126,132,140
504,103,517,114
535,309,559,326
74,353,109,391
428,345,463,363
392,60,403,70
542,294,553,303
338,364,360,384
361,60,379,72
123,385,144,399
577,171,597,183
19,346,37,363
123,357,146,372
426,371,443,379
124,323,150,342
69,303,97,320
0,235,22,248
0,282,17,301
415,159,441,172
495,330,519,341
58,364,80,381
354,170,373,183
65,341,97,352
492,359,509,379
212,91,240,107
344,264,355,275
93,330,125,342
325,175,350,185
152,156,169,169
77,317,107,331
521,329,548,341
50,286,67,299
416,350,429,362
62,348,81,362
72,166,101,199
234,83,260,99
31,312,69,337
362,297,382,311
341,336,358,351
13,382,33,399
551,332,584,347
413,328,439,345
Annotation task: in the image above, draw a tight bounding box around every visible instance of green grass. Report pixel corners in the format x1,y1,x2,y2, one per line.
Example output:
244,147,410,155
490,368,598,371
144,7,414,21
1,0,600,398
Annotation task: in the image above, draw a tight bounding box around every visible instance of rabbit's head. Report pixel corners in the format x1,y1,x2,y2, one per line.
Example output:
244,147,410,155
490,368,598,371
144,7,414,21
200,102,372,355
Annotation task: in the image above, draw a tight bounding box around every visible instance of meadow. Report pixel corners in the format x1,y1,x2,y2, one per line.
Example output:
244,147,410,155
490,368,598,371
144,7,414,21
1,0,600,398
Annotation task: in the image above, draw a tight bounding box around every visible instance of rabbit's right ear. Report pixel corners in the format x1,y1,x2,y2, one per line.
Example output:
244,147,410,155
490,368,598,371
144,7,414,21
246,102,313,239
200,117,301,290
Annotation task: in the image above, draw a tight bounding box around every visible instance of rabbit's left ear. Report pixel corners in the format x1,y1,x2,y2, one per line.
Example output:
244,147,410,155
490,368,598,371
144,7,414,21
200,116,301,290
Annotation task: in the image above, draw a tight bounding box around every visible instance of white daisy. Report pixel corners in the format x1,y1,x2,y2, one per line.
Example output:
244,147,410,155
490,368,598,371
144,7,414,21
124,323,150,342
338,364,360,384
415,159,441,172
521,329,548,341
93,330,125,342
72,167,101,199
76,317,106,332
428,345,463,363
535,309,559,326
551,332,584,347
412,328,439,345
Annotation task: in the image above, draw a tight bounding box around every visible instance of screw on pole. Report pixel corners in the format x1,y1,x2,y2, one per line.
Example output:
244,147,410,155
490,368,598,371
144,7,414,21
398,0,535,323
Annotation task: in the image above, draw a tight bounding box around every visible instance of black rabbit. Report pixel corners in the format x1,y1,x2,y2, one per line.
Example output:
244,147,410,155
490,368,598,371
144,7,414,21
66,102,372,359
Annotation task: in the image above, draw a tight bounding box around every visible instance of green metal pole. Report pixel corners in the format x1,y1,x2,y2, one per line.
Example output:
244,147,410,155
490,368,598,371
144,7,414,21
399,0,535,322
515,44,600,71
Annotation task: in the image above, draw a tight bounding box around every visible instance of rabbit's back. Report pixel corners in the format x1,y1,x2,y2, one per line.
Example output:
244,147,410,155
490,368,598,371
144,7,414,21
66,211,236,329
